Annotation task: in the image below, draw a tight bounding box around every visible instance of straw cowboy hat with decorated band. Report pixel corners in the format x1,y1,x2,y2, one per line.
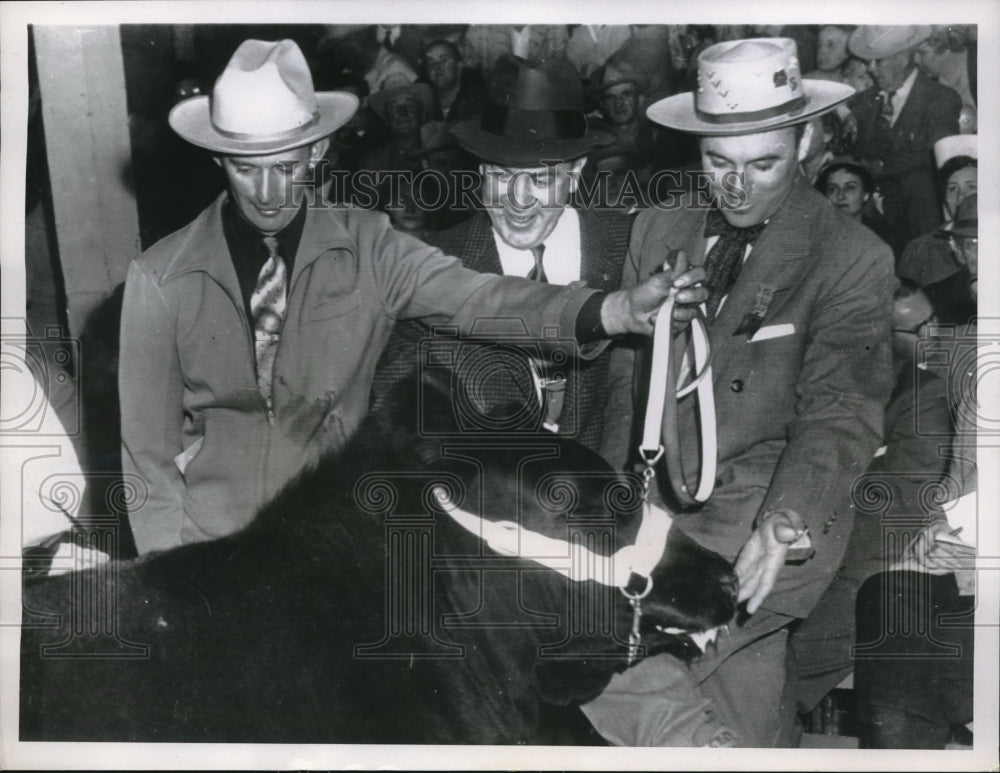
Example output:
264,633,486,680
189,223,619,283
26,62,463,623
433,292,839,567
170,39,359,155
646,38,854,136
848,25,932,60
451,57,613,166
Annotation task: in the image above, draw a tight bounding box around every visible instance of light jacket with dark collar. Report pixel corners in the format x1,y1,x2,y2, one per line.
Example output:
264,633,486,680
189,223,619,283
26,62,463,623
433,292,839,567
370,209,631,453
600,179,896,619
120,195,598,554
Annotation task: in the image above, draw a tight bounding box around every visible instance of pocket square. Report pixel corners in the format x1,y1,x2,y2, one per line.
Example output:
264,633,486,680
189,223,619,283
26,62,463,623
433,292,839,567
749,323,795,342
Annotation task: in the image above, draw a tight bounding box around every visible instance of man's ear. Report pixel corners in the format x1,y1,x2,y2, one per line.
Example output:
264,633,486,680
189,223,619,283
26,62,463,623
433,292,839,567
568,156,588,194
213,156,223,168
309,139,330,166
796,121,817,164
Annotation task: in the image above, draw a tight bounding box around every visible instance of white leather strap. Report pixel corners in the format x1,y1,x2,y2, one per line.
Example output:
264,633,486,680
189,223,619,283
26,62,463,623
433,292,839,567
433,487,672,587
639,290,717,505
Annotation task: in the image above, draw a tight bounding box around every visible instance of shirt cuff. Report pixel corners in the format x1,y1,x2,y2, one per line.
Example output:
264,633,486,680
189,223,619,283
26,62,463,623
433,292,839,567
575,292,608,342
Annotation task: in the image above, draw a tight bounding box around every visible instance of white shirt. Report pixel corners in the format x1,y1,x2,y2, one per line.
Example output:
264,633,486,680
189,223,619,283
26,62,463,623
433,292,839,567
882,67,918,127
510,26,532,60
492,207,582,286
491,207,582,416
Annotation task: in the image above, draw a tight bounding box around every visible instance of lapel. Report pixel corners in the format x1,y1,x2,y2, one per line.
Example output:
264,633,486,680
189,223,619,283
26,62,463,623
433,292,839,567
461,212,504,274
578,210,619,291
709,178,819,372
892,71,928,141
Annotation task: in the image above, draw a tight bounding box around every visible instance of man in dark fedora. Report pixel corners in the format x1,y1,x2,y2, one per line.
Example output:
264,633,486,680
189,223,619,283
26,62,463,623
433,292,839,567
589,37,896,746
119,39,703,555
372,57,631,452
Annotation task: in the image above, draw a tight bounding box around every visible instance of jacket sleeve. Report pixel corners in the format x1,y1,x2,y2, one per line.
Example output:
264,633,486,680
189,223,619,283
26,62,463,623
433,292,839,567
598,213,651,470
119,260,186,554
755,240,896,530
364,211,600,348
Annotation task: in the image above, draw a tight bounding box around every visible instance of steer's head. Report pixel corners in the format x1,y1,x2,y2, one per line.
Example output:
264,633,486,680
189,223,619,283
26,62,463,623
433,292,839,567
428,436,738,668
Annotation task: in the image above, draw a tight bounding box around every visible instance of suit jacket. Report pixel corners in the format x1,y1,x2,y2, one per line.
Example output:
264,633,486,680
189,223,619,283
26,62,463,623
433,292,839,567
600,179,896,618
371,209,631,452
850,71,961,251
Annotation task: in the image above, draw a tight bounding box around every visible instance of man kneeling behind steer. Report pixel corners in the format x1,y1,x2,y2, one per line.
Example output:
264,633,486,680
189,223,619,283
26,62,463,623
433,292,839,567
119,39,703,554
589,38,895,746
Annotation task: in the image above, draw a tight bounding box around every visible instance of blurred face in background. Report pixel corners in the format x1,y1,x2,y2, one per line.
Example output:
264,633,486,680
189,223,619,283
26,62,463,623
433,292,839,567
944,165,977,218
842,58,873,93
868,50,912,92
816,26,850,72
824,168,870,219
601,82,642,126
386,94,424,138
425,43,460,91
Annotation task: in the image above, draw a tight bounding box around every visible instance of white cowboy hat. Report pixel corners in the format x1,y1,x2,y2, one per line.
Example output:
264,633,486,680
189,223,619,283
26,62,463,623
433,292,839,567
646,38,854,136
848,25,932,60
169,39,359,155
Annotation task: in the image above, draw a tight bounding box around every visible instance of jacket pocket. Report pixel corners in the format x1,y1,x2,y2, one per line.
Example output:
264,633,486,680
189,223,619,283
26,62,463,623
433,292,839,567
305,290,361,322
173,435,204,477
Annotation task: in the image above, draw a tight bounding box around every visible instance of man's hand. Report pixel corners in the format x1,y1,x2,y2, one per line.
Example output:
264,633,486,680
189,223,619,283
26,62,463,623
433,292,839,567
600,250,707,336
734,509,808,615
891,520,976,576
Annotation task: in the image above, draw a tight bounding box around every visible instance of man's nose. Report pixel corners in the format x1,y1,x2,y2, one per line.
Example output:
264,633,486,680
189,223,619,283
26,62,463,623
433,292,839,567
509,175,536,210
256,169,279,205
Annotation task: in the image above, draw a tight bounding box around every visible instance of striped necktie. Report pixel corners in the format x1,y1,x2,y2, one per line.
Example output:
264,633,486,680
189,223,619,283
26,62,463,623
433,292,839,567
250,236,287,412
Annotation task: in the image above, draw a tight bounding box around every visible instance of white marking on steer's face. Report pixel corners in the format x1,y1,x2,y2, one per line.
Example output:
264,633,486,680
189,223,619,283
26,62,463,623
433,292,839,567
656,625,722,654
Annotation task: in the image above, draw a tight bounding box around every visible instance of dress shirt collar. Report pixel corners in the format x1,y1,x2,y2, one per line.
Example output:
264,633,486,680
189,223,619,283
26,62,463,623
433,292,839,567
492,207,581,286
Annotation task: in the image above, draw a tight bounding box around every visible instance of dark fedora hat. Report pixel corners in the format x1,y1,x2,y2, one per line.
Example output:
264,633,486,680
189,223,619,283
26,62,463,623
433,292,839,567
450,56,612,166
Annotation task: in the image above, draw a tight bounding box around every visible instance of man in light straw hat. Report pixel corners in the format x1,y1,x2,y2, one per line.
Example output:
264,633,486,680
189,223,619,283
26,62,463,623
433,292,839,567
848,25,962,255
589,37,895,746
120,39,704,555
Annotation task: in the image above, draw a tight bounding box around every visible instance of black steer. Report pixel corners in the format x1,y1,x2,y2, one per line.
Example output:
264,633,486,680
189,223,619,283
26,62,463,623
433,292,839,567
20,375,737,744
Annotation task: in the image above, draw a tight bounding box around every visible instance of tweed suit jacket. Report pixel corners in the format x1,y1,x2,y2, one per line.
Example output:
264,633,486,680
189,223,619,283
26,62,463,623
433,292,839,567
600,179,896,619
370,209,631,453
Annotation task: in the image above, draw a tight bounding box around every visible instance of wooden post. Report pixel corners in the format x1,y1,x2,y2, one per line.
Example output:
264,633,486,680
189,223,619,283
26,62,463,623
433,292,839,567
33,26,140,337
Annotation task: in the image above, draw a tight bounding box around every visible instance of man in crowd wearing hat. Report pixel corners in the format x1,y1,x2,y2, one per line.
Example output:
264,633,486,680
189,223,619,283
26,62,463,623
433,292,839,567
372,58,632,452
848,25,962,255
119,39,702,555
587,37,896,746
360,72,434,176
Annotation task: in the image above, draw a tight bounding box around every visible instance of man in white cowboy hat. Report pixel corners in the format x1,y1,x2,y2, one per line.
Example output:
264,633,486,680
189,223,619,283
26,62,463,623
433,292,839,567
371,57,630,453
847,25,962,255
119,39,703,555
589,37,896,746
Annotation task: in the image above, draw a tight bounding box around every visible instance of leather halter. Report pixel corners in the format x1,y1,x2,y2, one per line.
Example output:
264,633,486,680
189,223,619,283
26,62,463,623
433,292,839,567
639,288,717,507
431,487,672,589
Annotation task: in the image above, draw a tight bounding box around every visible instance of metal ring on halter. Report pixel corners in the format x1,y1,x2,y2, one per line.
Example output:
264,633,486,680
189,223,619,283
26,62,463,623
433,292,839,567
620,574,653,601
639,288,718,507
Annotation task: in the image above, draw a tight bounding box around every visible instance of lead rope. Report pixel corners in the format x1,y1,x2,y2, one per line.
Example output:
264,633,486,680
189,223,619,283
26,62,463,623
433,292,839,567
639,287,717,507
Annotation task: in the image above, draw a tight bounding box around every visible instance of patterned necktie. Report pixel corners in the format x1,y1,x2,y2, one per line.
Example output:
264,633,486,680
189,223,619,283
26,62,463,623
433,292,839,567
880,90,896,123
250,236,288,412
527,243,548,283
702,208,765,323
